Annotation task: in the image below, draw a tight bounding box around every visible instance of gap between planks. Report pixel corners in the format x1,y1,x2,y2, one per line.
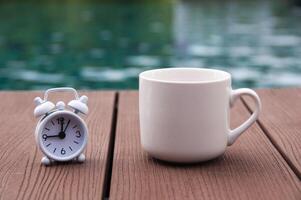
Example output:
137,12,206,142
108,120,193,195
241,95,301,180
102,92,119,200
104,92,301,199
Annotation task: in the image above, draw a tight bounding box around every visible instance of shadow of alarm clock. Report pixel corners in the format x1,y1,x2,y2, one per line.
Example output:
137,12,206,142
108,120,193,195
33,87,89,166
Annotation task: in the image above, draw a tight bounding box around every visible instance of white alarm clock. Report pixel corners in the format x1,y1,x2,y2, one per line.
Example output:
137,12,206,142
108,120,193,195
34,87,89,165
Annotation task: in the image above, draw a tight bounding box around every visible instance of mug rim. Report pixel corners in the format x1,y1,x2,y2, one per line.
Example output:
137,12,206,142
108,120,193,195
139,67,231,84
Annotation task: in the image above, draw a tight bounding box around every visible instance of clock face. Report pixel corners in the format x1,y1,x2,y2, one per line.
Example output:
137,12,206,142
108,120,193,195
38,111,87,161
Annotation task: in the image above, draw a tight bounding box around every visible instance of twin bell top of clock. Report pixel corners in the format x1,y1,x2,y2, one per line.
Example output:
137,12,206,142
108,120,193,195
34,87,88,118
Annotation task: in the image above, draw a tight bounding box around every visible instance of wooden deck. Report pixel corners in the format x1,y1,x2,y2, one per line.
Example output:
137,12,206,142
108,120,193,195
0,89,300,200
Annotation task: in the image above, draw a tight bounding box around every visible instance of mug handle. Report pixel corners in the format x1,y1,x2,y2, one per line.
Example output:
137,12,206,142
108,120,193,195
227,88,262,146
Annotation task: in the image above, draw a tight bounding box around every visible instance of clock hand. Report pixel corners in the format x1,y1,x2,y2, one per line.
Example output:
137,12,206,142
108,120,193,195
43,134,60,139
44,133,66,140
46,134,60,138
60,118,64,132
63,120,70,133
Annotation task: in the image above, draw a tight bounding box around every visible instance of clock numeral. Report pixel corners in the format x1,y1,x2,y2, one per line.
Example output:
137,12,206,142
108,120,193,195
46,143,51,147
51,120,55,126
42,134,47,141
73,141,79,144
69,146,73,151
53,148,57,153
76,130,81,138
57,117,64,124
61,148,66,155
45,127,50,131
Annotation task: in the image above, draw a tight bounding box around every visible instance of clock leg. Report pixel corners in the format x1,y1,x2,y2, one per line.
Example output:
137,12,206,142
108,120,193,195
41,156,52,165
77,153,85,163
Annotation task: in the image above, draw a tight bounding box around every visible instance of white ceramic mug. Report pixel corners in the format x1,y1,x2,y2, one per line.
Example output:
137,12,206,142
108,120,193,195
139,68,261,163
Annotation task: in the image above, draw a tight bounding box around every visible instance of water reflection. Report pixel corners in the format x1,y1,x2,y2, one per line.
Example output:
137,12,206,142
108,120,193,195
0,0,300,89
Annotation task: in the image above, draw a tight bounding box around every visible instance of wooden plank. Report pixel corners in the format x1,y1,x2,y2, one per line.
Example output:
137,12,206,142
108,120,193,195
110,91,301,200
0,91,115,200
242,88,301,178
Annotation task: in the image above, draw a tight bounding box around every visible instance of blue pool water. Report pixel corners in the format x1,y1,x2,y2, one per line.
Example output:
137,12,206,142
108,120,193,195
0,0,300,90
